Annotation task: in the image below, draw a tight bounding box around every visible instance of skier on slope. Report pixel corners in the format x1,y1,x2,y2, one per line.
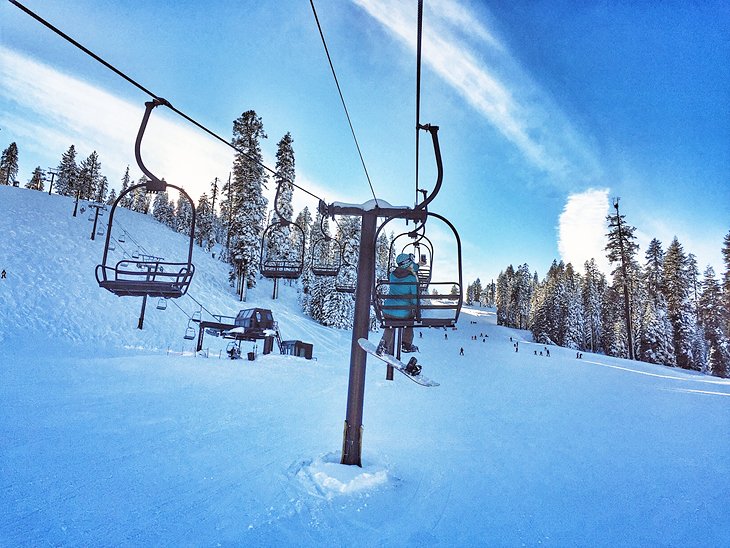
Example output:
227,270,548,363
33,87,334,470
377,253,421,375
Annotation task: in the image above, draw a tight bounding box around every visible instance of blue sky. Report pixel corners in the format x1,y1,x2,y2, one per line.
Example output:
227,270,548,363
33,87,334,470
1,0,728,284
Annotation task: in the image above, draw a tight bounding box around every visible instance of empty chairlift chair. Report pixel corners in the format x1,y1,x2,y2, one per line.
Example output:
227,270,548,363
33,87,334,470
259,182,306,280
95,99,196,299
183,319,196,340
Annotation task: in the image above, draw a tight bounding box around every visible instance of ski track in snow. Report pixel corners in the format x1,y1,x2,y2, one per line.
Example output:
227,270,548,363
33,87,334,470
1,186,729,546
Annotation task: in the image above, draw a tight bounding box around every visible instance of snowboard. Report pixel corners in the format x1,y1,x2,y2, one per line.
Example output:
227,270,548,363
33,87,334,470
358,338,439,387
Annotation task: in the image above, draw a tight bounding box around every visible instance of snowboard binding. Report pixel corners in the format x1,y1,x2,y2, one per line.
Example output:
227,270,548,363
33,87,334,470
405,357,422,376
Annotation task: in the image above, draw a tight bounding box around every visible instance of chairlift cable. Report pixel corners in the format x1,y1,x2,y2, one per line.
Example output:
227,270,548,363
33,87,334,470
308,0,379,206
184,293,217,322
168,297,193,321
9,0,325,205
415,0,423,208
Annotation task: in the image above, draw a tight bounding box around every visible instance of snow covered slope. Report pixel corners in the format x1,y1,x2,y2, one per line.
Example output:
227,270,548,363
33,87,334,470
1,186,729,546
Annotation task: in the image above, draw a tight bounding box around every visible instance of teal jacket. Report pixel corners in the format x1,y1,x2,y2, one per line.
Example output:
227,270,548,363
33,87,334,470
384,266,419,319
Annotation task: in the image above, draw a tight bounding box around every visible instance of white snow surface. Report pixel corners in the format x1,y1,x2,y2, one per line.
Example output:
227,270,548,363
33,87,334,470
1,186,729,546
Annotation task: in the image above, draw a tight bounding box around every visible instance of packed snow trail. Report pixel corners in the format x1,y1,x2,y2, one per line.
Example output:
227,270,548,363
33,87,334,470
1,187,729,546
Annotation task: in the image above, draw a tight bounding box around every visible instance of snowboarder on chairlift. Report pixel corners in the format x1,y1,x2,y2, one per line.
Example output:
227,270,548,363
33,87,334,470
377,253,421,375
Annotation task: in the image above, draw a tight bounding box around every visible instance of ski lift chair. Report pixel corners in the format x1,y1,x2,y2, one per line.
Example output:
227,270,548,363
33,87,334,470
373,213,463,329
259,182,306,279
310,211,343,277
334,240,357,293
310,237,343,277
156,298,168,310
95,99,197,299
183,319,196,340
403,235,434,286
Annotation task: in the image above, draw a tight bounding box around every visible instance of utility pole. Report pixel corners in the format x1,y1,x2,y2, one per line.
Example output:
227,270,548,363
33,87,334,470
613,198,634,360
72,187,81,217
46,167,58,195
88,202,106,240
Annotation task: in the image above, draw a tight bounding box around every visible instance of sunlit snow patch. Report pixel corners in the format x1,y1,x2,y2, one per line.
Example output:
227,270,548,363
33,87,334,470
293,452,390,499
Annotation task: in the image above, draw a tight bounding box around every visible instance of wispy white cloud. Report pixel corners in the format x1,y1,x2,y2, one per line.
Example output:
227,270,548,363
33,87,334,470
352,0,602,186
0,46,232,197
557,188,610,272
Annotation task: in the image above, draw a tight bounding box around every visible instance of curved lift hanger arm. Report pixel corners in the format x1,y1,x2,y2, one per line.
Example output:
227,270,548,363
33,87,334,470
100,100,196,275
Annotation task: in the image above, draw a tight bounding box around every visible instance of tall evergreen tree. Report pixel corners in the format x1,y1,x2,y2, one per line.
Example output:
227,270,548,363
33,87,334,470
321,217,358,329
228,110,268,289
513,264,533,330
334,216,360,295
698,266,730,377
582,259,606,353
496,265,515,327
77,151,103,201
375,231,392,285
209,177,220,217
119,166,134,209
106,188,117,205
217,173,234,261
300,208,326,316
106,188,117,206
0,142,19,186
268,132,297,264
605,200,640,359
295,206,315,311
306,211,334,320
152,192,175,228
600,286,624,357
25,166,45,191
130,176,151,213
55,145,78,196
663,237,702,370
195,193,216,251
638,239,675,365
561,263,585,349
722,231,730,338
175,193,193,235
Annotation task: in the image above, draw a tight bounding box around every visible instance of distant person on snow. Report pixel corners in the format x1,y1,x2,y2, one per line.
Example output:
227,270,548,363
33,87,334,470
459,347,464,356
1,269,5,279
377,253,420,374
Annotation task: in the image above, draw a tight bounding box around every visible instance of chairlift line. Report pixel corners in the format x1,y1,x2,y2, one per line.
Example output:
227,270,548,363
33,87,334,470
308,0,379,205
